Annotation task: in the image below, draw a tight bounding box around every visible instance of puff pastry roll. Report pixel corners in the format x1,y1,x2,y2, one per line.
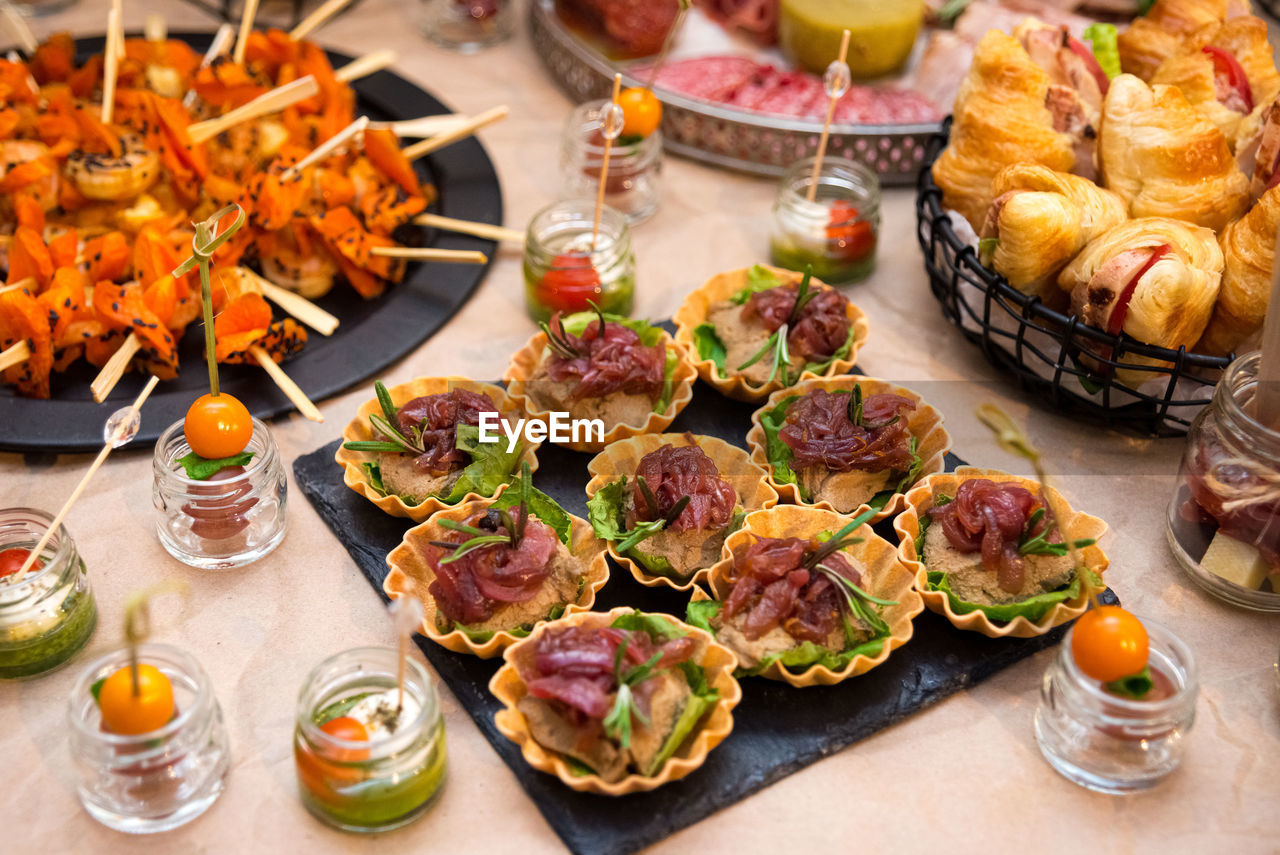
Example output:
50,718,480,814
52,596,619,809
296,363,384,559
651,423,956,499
932,30,1075,230
1199,184,1280,355
979,164,1127,299
1117,0,1251,82
1014,21,1105,180
1058,218,1223,362
1099,74,1249,231
1151,16,1280,142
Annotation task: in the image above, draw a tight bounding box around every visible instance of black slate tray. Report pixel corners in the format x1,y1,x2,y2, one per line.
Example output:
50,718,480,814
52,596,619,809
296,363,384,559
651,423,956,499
0,33,501,453
294,367,1117,855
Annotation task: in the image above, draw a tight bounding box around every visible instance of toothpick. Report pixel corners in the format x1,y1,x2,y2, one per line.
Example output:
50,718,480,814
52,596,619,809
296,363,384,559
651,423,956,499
187,76,320,143
1257,227,1280,428
0,277,35,296
592,74,623,251
389,596,423,714
0,1,36,55
289,0,353,41
413,213,524,243
184,23,235,109
144,13,166,42
238,267,339,335
101,2,123,125
249,344,323,422
807,29,852,204
233,0,260,65
334,50,397,84
10,376,159,584
90,333,141,403
0,339,30,372
368,114,466,138
401,105,509,162
280,115,368,180
369,246,488,264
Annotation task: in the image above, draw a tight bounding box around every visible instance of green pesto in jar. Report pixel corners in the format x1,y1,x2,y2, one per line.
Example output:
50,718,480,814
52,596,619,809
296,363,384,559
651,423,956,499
0,559,97,679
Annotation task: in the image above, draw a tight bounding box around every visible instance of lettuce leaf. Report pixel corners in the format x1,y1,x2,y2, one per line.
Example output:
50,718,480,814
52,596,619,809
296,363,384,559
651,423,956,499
446,601,571,643
924,569,1097,624
561,311,678,414
443,423,525,503
609,609,687,641
799,323,855,377
729,264,782,304
178,451,254,480
1084,23,1121,79
585,477,677,576
656,345,679,414
360,461,422,506
758,395,803,497
491,476,573,545
692,322,728,378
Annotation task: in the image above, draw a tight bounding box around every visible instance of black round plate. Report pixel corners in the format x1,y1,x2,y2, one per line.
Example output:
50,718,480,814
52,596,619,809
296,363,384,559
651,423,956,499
0,32,501,453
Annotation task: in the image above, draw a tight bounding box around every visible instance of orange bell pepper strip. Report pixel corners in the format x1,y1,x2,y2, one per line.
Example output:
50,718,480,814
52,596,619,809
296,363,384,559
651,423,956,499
0,288,53,398
252,149,312,231
0,159,52,195
92,280,178,378
0,60,37,106
310,206,402,277
8,227,54,289
193,57,268,108
83,232,132,283
359,185,427,237
67,55,103,99
314,168,355,209
38,266,90,346
28,33,75,85
245,29,300,77
0,107,19,139
212,291,271,361
14,194,45,232
364,129,421,197
48,228,78,269
153,94,208,177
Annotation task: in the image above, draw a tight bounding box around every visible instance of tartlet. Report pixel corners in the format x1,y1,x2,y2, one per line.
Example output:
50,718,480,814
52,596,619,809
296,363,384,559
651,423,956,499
584,433,780,591
746,375,951,523
384,483,610,658
490,607,742,795
336,377,540,522
893,467,1110,638
672,265,870,402
687,505,922,687
504,310,697,453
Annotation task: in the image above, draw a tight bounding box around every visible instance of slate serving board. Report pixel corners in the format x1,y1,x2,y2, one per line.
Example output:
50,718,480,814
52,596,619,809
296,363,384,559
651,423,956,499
294,367,1116,855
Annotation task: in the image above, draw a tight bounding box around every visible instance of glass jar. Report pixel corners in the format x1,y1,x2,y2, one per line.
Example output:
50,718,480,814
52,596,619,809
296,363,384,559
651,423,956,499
522,199,636,322
418,0,516,52
294,647,447,832
152,417,287,570
68,643,231,833
1034,619,1197,794
560,99,663,225
770,155,881,285
0,508,96,679
1166,351,1280,611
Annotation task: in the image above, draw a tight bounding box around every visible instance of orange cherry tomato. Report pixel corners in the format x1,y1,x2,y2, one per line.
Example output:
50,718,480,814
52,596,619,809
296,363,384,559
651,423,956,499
184,393,253,460
0,548,39,577
98,663,176,735
618,87,662,138
295,716,371,801
1071,606,1149,683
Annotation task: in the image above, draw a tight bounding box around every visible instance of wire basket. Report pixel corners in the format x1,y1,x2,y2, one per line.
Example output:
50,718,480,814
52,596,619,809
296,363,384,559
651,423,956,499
915,120,1233,437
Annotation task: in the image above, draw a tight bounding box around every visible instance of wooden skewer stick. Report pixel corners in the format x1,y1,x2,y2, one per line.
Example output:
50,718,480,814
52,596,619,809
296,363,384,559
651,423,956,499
10,375,160,584
807,29,851,204
144,13,166,42
0,340,30,373
0,1,37,55
237,267,339,336
369,246,488,264
188,76,319,143
401,105,509,162
0,277,36,296
334,50,397,84
101,2,123,125
290,0,354,41
249,344,323,422
233,0,260,65
591,74,624,251
413,213,524,243
280,115,368,180
369,114,466,138
1256,227,1280,428
183,23,234,109
90,333,141,403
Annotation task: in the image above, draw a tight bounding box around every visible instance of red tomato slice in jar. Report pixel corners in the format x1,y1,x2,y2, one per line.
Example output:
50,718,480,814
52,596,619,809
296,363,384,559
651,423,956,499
0,548,38,576
1202,46,1253,113
535,253,602,314
826,200,876,263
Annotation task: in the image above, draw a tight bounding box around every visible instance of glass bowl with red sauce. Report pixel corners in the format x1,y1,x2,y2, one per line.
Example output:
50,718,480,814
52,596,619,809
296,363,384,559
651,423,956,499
1166,351,1280,611
152,418,288,570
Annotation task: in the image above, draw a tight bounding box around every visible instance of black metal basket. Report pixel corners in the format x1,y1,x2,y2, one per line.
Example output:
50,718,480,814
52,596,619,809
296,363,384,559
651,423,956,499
915,120,1233,436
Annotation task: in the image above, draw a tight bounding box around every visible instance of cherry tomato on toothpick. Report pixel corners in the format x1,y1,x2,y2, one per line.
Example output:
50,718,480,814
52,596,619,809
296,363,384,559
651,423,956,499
184,393,252,460
618,87,662,138
98,663,176,735
1071,606,1149,683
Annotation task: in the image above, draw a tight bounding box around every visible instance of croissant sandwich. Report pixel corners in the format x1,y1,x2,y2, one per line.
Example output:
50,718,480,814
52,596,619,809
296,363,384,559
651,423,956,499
1058,218,1223,375
932,30,1075,230
1118,0,1251,82
1198,183,1279,355
1099,74,1249,231
1151,15,1280,142
979,164,1127,300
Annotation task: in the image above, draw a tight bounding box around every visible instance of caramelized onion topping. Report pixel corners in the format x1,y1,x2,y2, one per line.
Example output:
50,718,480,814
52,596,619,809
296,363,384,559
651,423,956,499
629,445,737,532
545,314,666,401
780,388,916,472
389,388,500,475
742,283,851,361
927,478,1051,593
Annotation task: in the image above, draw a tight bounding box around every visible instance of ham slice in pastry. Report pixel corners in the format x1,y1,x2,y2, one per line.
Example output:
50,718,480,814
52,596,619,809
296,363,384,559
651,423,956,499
1117,0,1250,82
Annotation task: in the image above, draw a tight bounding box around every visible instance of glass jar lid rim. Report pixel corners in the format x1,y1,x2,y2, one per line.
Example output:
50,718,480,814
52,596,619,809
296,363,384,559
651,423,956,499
156,416,274,486
68,642,211,745
297,646,436,753
1218,350,1280,445
1061,618,1198,712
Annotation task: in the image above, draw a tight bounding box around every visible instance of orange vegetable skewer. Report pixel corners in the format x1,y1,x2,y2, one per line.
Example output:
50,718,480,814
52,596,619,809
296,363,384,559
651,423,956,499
0,339,29,373
280,115,369,180
183,23,234,110
237,267,339,336
369,114,466,138
413,213,524,243
591,74,624,251
369,246,488,264
401,105,509,162
187,75,320,143
334,50,398,84
8,375,160,585
290,0,354,41
233,0,261,65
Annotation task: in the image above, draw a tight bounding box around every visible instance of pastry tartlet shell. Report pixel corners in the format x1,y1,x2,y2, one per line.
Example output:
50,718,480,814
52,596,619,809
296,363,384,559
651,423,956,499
384,499,610,658
503,325,697,453
584,433,781,592
893,467,1110,638
489,606,743,795
746,375,952,524
694,505,923,687
672,265,871,403
336,377,541,523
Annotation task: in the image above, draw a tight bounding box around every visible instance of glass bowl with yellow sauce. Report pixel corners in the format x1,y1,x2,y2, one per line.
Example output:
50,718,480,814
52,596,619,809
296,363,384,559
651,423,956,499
779,0,925,78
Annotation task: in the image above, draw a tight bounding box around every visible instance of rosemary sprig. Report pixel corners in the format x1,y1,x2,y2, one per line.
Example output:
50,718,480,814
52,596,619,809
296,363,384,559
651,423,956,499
636,475,661,517
343,381,426,454
602,640,664,749
800,507,877,571
617,494,691,552
433,461,535,564
540,313,584,360
785,266,815,326
1018,507,1097,556
432,534,511,564
737,322,791,384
